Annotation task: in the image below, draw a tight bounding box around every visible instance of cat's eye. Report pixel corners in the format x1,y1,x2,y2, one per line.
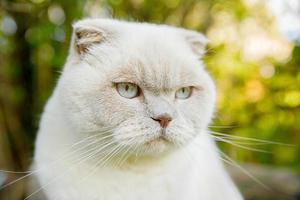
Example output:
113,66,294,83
175,87,192,99
116,82,139,99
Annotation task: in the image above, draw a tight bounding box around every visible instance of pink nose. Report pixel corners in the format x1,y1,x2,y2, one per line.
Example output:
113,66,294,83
152,115,172,128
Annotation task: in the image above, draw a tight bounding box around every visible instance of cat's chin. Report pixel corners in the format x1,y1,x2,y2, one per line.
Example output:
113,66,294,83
145,135,170,146
136,136,178,157
144,136,170,152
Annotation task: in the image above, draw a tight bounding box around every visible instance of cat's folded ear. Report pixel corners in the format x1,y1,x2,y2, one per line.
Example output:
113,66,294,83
71,21,106,55
181,30,208,58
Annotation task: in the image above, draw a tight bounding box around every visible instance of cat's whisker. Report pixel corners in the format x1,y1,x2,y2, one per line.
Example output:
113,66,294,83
0,134,113,191
66,132,113,148
109,147,128,169
190,138,271,191
210,135,271,153
167,125,195,145
91,146,125,167
49,135,113,167
0,134,111,175
210,131,296,147
0,170,33,174
61,134,114,163
79,125,115,135
23,149,102,200
109,137,138,168
74,140,118,164
132,141,142,157
0,137,104,190
69,133,113,149
208,125,237,129
0,172,35,191
114,132,146,140
72,141,130,192
105,142,135,168
67,139,114,165
101,144,127,168
116,143,136,168
209,135,272,146
217,149,271,191
24,139,118,200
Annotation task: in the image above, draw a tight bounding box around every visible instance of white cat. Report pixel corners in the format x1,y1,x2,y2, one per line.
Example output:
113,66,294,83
32,18,242,200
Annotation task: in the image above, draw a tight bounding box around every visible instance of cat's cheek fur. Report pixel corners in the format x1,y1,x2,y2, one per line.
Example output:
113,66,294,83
58,64,134,133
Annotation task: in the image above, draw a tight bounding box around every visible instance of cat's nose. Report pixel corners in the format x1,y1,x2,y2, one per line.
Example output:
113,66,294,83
151,114,172,128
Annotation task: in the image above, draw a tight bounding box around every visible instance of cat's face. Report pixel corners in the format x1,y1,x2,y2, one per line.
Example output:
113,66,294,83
58,19,215,157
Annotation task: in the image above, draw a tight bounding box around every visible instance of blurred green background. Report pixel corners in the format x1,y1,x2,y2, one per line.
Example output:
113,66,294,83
0,0,299,199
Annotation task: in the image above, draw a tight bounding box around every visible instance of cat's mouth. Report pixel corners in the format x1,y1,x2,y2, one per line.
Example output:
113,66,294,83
139,133,176,155
145,134,171,147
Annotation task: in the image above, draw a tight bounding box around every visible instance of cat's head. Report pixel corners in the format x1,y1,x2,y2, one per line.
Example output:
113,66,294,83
58,19,215,158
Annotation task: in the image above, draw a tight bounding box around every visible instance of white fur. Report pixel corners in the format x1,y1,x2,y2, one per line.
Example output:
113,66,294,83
33,19,242,200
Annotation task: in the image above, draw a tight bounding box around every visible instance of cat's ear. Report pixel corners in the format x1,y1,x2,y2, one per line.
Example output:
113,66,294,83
182,30,208,58
71,22,106,55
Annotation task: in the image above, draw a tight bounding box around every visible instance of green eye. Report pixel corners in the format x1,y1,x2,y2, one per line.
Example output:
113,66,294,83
175,87,192,99
116,82,139,99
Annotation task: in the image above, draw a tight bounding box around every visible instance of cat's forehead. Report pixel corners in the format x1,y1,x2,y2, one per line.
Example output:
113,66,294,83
109,58,203,92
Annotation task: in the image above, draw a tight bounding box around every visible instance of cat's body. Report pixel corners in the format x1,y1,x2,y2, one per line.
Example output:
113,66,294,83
33,19,242,200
